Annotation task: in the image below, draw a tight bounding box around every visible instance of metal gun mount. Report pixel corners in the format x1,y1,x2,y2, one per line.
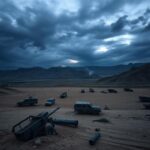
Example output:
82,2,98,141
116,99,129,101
12,107,60,141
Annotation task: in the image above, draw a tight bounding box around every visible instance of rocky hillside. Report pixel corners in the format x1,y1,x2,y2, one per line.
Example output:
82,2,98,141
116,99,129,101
97,64,150,86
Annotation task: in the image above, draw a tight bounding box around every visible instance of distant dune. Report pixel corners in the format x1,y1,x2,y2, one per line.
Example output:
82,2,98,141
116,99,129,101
97,64,150,86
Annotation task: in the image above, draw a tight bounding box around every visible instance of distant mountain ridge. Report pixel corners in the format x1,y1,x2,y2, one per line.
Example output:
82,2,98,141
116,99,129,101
0,63,147,82
97,63,150,86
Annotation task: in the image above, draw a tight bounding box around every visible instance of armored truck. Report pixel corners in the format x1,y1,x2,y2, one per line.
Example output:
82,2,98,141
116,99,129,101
74,101,101,115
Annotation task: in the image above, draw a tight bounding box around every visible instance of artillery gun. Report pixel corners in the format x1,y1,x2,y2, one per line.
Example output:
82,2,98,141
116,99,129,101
12,107,60,141
12,107,79,141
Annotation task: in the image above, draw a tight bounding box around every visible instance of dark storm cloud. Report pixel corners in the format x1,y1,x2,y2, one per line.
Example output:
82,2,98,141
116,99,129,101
0,0,150,69
111,15,128,32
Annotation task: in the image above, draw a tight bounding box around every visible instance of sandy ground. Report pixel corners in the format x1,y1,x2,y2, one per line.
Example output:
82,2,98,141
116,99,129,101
0,87,150,150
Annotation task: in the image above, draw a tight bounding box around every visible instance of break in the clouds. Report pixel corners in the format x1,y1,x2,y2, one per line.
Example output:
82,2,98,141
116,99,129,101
0,0,150,69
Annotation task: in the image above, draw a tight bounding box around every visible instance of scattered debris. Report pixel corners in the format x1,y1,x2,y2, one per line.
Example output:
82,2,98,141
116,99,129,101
89,131,101,145
108,89,117,93
93,118,110,123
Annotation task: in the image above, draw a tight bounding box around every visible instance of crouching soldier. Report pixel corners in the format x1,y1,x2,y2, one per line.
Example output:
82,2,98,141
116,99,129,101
45,118,58,135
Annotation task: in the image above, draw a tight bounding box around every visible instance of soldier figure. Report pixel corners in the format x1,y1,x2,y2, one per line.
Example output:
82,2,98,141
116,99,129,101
45,118,58,135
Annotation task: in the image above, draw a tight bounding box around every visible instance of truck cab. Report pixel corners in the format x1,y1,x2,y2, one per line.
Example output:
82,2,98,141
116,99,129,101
74,101,101,115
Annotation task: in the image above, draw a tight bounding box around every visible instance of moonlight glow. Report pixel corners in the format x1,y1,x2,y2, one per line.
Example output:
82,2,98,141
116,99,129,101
95,46,108,54
67,59,79,64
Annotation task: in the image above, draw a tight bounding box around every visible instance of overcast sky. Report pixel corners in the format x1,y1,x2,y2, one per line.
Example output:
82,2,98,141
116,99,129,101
0,0,150,69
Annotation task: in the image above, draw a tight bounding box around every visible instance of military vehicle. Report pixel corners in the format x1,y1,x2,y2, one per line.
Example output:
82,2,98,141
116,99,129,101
74,101,101,115
89,88,95,93
124,88,133,92
45,98,55,106
60,92,67,98
17,96,38,106
108,89,117,93
81,89,85,93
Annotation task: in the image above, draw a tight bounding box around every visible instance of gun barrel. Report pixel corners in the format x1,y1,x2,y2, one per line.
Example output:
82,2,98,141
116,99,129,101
53,119,78,127
89,132,101,145
48,107,60,117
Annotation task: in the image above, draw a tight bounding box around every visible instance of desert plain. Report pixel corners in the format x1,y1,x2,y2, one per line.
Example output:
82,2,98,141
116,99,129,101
0,87,150,150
